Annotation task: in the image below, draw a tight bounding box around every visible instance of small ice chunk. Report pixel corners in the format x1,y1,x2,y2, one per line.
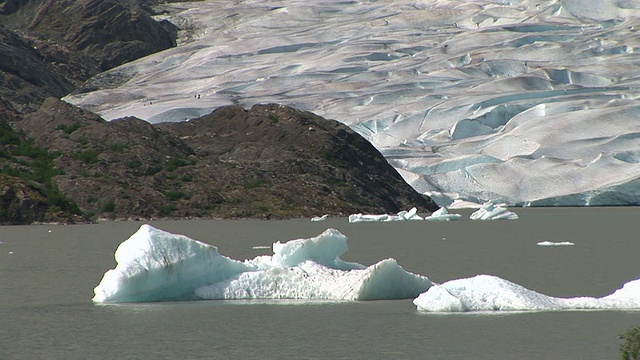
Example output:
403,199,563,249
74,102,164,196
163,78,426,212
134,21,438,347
311,214,329,222
349,207,423,223
424,207,462,221
470,202,518,220
537,241,575,246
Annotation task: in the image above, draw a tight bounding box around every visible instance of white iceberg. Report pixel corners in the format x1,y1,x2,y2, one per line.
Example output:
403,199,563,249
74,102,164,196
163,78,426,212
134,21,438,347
537,241,575,246
93,225,432,303
93,224,249,303
470,202,518,220
348,207,423,223
310,214,328,222
413,274,640,313
423,207,462,222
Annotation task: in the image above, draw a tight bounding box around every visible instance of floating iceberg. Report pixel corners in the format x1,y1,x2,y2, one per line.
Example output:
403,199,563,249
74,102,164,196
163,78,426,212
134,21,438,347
310,214,329,222
93,225,432,303
537,241,575,246
93,224,249,303
423,207,462,222
413,275,640,312
348,207,425,223
470,202,518,220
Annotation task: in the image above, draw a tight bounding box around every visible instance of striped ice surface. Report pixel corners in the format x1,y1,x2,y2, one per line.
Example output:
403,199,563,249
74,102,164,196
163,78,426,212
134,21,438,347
65,0,640,207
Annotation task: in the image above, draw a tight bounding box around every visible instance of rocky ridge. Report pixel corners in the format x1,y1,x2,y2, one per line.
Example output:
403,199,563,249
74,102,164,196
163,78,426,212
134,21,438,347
11,98,437,221
0,0,437,224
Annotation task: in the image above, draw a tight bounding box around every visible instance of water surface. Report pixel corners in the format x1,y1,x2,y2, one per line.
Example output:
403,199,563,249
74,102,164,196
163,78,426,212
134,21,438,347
1,207,639,359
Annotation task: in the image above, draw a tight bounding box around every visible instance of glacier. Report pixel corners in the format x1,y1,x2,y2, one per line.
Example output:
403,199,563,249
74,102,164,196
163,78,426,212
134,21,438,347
93,225,433,303
63,0,640,207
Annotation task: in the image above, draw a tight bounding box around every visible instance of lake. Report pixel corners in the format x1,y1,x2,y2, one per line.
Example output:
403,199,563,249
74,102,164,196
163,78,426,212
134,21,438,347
1,207,639,359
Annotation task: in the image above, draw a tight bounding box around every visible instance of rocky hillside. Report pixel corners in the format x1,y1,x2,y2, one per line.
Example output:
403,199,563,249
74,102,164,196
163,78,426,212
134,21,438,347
0,0,438,223
0,0,176,120
9,98,437,221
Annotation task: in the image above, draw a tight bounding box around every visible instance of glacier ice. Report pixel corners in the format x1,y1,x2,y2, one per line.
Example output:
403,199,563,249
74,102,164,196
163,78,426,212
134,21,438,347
92,224,249,302
537,241,575,246
93,225,432,303
63,0,640,207
349,206,464,222
423,207,462,222
348,207,424,223
469,202,519,220
413,275,640,312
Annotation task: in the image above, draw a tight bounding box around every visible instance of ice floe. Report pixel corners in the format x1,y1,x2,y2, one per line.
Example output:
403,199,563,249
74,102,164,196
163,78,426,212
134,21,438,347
537,241,575,246
413,274,640,312
348,207,424,223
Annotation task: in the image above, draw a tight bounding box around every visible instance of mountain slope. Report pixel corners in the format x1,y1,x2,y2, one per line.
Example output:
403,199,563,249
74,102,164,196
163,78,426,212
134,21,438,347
10,98,436,221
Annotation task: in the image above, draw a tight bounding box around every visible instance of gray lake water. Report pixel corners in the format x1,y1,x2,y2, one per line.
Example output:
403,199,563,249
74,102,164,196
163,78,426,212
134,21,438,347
1,207,639,359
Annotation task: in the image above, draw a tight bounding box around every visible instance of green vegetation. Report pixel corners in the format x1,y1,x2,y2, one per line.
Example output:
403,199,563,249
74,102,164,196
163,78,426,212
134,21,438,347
126,160,142,169
0,123,81,216
244,179,266,189
267,113,280,123
109,143,128,152
71,149,100,164
165,190,187,201
165,157,196,172
620,327,640,360
0,122,21,148
55,123,82,135
100,200,115,213
160,204,177,216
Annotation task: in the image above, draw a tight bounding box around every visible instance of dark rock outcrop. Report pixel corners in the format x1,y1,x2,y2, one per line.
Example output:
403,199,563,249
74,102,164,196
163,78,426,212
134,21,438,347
11,98,437,221
0,0,177,120
0,175,48,224
158,104,438,218
0,26,76,119
27,0,176,71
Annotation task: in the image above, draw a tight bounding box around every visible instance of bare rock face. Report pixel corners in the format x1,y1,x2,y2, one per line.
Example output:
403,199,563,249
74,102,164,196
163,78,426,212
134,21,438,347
0,26,76,119
0,0,29,15
158,104,439,218
11,99,437,221
27,0,176,71
0,176,47,224
0,0,177,119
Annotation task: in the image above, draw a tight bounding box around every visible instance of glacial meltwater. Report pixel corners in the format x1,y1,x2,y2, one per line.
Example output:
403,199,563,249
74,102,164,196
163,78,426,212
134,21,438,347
1,207,639,359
